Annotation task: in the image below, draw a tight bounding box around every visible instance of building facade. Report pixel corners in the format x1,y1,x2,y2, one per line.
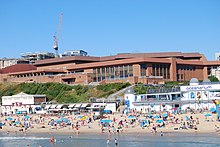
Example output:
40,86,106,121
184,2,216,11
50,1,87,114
1,92,46,114
21,52,55,64
1,52,220,85
0,58,28,69
124,78,218,112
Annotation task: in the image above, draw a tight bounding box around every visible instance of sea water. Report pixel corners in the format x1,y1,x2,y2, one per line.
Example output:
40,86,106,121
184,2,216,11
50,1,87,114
0,132,220,147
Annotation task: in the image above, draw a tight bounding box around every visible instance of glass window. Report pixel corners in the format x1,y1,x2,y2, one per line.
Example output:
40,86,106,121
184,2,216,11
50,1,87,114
115,66,119,79
120,66,123,78
110,67,114,79
140,64,146,76
129,65,133,77
124,65,128,78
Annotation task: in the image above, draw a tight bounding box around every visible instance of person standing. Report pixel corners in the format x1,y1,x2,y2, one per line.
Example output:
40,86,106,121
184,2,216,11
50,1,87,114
115,138,118,146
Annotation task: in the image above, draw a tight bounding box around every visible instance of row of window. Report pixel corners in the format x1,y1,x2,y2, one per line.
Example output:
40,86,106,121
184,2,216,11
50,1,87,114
152,64,170,79
93,65,133,82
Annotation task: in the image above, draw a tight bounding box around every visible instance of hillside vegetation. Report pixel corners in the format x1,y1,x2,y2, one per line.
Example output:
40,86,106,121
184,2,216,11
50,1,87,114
0,82,131,103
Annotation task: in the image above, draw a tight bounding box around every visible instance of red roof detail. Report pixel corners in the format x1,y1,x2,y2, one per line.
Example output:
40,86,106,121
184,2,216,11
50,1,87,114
1,64,37,74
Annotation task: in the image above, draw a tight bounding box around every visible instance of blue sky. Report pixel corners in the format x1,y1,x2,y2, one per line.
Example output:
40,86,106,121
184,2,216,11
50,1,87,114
0,0,219,60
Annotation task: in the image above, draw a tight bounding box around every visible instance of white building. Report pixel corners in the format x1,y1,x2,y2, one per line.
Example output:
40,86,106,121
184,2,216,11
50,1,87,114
1,92,46,115
0,58,22,69
124,78,220,113
60,50,88,57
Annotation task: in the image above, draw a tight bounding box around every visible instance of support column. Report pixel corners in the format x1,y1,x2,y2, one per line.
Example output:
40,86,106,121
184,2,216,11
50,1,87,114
169,58,177,81
203,66,208,79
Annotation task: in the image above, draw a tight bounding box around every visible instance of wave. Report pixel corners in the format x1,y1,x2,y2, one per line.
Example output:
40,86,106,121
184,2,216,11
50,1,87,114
0,136,50,140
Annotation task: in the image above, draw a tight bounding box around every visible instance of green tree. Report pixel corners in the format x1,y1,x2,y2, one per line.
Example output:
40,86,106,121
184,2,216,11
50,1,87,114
208,75,219,82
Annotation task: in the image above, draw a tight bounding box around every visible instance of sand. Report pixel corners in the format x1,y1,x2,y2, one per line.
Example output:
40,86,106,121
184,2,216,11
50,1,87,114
0,111,219,136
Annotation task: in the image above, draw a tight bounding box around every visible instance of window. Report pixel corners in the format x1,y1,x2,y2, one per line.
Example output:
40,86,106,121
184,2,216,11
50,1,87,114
124,65,128,78
129,65,133,77
140,64,146,76
119,66,123,78
110,67,114,79
115,66,119,79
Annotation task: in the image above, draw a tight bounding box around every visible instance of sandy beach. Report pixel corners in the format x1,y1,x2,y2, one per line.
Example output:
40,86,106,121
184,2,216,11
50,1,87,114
1,110,220,137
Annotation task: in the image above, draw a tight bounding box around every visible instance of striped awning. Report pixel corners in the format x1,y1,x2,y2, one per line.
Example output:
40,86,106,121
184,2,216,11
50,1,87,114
56,104,63,109
44,105,51,110
74,104,82,108
81,103,89,108
50,105,57,109
68,104,76,108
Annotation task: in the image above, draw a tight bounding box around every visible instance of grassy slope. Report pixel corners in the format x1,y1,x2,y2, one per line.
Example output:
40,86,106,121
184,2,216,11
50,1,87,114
0,82,131,103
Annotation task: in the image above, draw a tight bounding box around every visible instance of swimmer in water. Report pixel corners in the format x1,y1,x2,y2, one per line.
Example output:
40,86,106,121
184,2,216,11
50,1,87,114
50,136,55,143
115,138,118,146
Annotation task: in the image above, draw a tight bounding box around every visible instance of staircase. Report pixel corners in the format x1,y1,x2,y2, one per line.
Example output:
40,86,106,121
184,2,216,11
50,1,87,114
107,84,135,102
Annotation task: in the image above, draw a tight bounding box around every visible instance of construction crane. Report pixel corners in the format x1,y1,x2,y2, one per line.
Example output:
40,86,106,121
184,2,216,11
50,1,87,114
53,13,63,57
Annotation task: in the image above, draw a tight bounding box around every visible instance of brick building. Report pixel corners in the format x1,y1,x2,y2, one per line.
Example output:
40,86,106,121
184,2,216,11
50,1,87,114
0,52,220,85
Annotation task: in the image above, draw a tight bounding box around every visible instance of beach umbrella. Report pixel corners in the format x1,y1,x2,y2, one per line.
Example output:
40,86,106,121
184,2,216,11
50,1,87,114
79,116,87,121
13,121,20,125
147,113,153,118
100,119,113,123
156,119,164,123
162,113,168,117
25,116,30,119
60,118,69,123
153,115,160,119
7,117,13,121
49,121,55,126
56,120,62,124
128,116,135,119
204,113,212,117
0,122,4,127
210,108,216,113
77,116,84,118
185,116,190,121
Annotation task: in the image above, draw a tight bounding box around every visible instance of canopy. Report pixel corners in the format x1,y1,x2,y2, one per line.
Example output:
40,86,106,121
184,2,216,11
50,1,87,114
81,103,89,108
68,104,76,108
75,104,82,108
56,104,64,109
44,105,51,110
50,105,57,109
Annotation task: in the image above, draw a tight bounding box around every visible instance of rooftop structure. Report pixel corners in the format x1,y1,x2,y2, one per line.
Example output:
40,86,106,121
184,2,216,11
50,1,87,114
0,58,29,69
21,52,55,64
60,50,88,57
